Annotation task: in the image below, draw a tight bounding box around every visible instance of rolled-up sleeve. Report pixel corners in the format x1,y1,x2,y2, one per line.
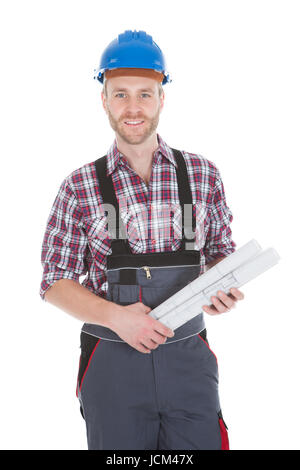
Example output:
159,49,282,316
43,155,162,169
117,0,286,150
39,177,88,301
204,169,236,263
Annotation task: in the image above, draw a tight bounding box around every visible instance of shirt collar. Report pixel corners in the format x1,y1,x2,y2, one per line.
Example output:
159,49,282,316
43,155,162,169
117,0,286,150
105,133,178,176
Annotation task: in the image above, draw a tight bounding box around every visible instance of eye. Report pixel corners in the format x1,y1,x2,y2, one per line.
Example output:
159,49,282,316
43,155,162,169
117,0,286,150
141,93,151,98
115,93,126,98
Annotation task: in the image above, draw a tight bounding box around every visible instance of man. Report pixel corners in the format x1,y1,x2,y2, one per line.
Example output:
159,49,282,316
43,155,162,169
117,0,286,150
40,30,244,450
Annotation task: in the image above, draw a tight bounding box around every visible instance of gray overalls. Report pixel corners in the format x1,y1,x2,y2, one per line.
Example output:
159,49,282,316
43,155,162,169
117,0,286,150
76,149,229,450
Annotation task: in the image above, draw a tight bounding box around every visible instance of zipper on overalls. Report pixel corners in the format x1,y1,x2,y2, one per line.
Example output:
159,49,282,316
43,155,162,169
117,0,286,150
142,266,152,279
107,264,199,274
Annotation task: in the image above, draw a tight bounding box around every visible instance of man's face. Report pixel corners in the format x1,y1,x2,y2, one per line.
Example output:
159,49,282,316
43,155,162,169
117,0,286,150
101,75,164,145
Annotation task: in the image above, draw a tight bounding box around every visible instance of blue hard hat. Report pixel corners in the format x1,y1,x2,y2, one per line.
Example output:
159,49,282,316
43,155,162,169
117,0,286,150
94,30,172,85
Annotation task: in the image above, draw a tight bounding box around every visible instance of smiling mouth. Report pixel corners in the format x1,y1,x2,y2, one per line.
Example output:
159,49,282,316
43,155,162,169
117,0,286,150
124,120,144,127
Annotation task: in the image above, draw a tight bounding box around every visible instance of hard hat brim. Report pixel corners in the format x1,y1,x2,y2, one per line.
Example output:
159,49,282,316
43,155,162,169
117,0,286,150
104,67,164,82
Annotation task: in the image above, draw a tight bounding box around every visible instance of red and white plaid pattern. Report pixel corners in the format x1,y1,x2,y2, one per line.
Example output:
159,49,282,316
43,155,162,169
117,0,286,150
40,134,236,300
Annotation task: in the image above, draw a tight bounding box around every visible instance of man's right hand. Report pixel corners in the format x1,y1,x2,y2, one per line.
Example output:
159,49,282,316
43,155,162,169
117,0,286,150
108,301,175,354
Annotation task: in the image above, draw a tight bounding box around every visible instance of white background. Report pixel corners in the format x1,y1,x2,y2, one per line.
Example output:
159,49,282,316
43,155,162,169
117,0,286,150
0,0,299,450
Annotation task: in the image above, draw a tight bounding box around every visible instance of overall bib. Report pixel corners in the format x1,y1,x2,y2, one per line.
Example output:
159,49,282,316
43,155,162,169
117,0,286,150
76,149,229,450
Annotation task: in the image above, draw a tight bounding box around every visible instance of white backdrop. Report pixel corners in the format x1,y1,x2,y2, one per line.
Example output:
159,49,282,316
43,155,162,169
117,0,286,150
0,0,299,450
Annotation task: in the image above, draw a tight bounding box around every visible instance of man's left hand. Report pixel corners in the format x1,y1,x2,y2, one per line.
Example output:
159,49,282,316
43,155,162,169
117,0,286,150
202,288,244,315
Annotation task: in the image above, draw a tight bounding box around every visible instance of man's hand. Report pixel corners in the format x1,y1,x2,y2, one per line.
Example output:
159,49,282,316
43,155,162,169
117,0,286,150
202,287,245,315
108,301,175,354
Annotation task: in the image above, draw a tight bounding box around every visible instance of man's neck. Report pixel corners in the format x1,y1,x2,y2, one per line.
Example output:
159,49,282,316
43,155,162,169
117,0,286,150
115,133,159,186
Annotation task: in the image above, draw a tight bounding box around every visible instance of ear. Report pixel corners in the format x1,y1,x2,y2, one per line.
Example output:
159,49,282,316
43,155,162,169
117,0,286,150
159,91,165,112
101,90,107,114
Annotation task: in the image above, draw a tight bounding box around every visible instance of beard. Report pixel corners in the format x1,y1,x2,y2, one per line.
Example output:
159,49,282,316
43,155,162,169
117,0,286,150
106,107,160,145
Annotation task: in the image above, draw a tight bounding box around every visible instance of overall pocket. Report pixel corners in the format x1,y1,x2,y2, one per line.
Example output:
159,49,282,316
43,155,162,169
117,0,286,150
76,332,101,398
217,409,229,450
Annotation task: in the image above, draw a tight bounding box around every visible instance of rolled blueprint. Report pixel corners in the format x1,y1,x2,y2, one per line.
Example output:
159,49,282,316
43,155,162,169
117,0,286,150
149,240,280,330
150,239,262,320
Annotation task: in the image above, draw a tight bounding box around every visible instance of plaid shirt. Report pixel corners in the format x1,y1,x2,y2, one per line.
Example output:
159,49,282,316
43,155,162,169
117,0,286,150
40,133,236,301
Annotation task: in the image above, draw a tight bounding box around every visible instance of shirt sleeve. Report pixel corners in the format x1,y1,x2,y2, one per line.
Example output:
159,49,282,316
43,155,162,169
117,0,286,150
39,177,89,301
203,168,236,263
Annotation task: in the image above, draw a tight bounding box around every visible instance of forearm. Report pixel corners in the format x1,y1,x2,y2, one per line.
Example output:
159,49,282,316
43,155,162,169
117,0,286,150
44,279,117,329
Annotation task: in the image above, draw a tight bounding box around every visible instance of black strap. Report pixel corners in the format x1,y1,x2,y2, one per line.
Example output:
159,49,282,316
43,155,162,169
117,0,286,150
95,156,130,255
94,148,197,255
171,148,197,244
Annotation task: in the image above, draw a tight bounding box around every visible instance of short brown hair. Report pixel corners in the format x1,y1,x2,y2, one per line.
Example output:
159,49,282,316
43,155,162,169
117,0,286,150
102,78,164,98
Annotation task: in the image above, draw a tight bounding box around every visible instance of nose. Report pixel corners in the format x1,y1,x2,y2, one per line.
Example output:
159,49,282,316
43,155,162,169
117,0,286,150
124,96,143,115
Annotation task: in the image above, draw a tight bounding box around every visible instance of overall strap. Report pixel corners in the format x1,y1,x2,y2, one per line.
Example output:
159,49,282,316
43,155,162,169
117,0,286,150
95,156,131,255
94,148,197,255
171,148,197,250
